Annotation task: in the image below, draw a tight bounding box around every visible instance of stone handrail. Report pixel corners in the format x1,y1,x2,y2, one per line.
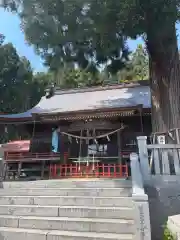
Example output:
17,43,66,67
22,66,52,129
130,152,145,195
137,135,180,176
130,152,151,240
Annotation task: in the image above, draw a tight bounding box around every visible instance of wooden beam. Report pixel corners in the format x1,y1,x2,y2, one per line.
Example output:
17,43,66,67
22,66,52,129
117,131,122,165
41,160,45,179
68,120,122,131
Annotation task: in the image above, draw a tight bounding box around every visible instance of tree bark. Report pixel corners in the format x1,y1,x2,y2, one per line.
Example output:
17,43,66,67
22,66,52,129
147,23,180,133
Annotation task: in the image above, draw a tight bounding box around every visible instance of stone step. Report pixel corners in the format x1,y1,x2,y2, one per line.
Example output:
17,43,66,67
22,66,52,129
0,227,134,240
0,196,133,207
3,179,132,189
0,205,134,219
0,188,131,197
0,215,134,234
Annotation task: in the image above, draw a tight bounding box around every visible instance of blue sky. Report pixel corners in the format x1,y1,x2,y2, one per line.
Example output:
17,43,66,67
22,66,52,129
0,9,45,72
0,9,180,72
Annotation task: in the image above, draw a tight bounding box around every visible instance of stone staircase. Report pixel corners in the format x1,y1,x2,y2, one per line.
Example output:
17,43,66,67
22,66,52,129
0,179,135,240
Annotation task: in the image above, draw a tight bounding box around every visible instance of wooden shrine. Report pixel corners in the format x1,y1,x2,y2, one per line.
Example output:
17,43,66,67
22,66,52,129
0,81,152,180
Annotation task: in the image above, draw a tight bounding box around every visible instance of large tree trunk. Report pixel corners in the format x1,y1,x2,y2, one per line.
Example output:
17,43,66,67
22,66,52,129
147,23,180,133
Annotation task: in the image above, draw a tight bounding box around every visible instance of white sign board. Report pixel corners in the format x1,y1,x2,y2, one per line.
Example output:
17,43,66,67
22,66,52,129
88,144,97,155
157,135,166,144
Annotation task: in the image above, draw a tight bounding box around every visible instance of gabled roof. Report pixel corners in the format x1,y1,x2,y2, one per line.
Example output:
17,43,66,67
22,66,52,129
0,82,151,122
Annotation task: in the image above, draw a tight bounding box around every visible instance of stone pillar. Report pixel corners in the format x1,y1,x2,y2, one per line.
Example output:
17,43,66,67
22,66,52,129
130,152,151,240
137,136,150,181
133,194,152,240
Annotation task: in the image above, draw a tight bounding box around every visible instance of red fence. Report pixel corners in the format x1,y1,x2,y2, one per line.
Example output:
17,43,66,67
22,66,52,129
4,151,130,162
4,152,62,162
50,163,128,178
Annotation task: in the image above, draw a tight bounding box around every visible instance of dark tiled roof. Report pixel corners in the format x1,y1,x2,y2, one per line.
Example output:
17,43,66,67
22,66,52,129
0,83,151,120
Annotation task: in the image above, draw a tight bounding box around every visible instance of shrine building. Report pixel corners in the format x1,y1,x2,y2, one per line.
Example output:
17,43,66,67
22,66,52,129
0,81,152,180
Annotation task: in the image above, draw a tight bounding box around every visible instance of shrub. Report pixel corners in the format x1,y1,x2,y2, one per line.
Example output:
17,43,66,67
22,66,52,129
164,225,176,240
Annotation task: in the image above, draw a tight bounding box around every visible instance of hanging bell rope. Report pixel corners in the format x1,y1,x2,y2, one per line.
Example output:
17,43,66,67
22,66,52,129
61,125,126,140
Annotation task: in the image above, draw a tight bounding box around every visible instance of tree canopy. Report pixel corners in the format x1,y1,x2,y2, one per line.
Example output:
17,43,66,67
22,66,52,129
2,0,131,74
2,0,178,72
0,36,48,114
44,44,149,88
117,44,149,82
2,0,180,132
4,0,180,132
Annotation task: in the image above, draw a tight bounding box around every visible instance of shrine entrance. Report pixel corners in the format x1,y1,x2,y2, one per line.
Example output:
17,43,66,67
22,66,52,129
50,123,129,179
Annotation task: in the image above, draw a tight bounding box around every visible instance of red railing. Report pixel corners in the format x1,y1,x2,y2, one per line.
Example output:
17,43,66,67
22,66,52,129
4,152,64,162
49,163,128,178
4,151,131,162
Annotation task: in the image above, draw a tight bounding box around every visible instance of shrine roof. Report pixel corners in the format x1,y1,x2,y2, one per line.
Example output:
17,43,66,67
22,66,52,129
2,140,30,152
0,82,151,122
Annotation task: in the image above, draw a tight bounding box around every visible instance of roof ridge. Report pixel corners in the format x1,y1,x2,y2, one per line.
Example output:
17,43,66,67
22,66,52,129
53,80,149,96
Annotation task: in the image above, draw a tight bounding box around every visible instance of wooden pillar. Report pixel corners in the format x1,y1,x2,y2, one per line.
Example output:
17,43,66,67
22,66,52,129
117,131,122,165
3,162,7,180
41,160,45,179
175,128,180,144
17,162,22,179
0,145,4,185
78,130,83,171
139,107,144,134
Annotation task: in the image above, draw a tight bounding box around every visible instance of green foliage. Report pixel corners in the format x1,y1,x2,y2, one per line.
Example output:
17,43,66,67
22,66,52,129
3,0,180,132
164,226,176,240
2,0,132,74
2,0,179,72
117,44,149,82
50,43,149,88
0,37,50,141
0,40,47,114
131,44,149,80
54,67,103,88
